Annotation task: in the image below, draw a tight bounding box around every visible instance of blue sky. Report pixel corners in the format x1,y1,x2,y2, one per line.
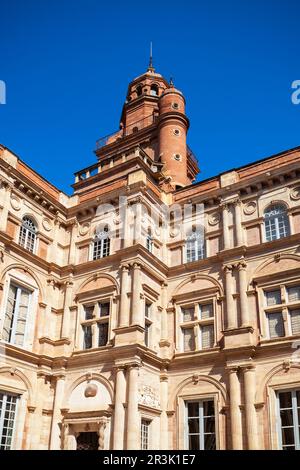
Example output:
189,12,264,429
0,0,299,194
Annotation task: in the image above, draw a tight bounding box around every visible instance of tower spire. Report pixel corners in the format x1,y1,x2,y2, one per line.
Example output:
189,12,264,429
147,41,155,72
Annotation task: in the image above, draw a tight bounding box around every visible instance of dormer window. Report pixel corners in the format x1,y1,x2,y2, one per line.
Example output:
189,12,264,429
150,84,159,96
136,86,142,97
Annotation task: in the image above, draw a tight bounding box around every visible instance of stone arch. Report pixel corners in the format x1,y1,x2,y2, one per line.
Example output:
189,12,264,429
0,366,34,405
63,372,114,409
172,273,224,298
169,374,228,410
0,263,45,301
262,199,290,214
256,363,300,403
250,253,300,288
76,273,119,296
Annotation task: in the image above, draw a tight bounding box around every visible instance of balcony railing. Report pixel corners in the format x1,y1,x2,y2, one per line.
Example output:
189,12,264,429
96,114,157,150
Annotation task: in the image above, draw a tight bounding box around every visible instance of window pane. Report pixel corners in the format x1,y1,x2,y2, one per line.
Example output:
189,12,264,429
182,307,194,322
3,284,18,342
84,306,94,320
268,312,285,338
266,290,281,306
83,325,92,349
264,205,289,241
288,286,300,303
279,392,293,409
145,322,150,347
187,402,199,418
188,434,199,450
290,309,300,335
282,427,295,446
199,303,213,319
203,400,215,417
99,302,110,317
204,433,216,450
14,288,30,347
98,323,108,347
188,418,199,434
201,325,214,349
280,409,294,427
183,328,195,352
141,419,150,450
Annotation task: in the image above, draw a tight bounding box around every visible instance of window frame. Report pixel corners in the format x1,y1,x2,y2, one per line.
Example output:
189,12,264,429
184,398,217,450
0,391,19,450
261,282,300,340
276,389,300,450
91,226,110,261
264,204,290,242
18,216,37,254
185,229,206,263
144,300,153,348
140,418,152,450
80,299,111,350
179,298,216,353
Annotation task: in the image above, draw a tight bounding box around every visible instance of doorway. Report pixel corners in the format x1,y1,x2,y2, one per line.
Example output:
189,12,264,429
76,432,98,450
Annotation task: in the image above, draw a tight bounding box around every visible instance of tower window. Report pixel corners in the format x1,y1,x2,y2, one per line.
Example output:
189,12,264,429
172,102,179,110
136,86,142,97
173,129,181,136
150,84,159,96
174,154,182,162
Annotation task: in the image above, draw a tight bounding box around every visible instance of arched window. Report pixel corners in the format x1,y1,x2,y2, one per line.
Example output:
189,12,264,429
264,204,290,242
18,216,37,253
150,84,159,96
186,228,205,262
93,226,110,260
146,229,153,253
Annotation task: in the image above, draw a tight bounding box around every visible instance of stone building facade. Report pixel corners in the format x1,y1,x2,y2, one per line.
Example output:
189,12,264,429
0,63,300,450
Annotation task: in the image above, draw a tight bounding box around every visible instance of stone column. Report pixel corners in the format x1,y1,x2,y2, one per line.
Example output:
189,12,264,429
243,366,259,450
228,367,243,450
238,261,250,327
61,277,73,339
121,201,130,248
50,218,60,263
133,200,142,245
126,363,140,450
31,372,47,449
160,282,168,342
24,405,36,449
50,374,65,450
224,265,236,329
67,220,77,265
234,199,244,246
98,418,108,450
113,366,126,449
160,371,169,450
0,182,11,232
131,263,143,326
221,202,230,250
119,265,129,327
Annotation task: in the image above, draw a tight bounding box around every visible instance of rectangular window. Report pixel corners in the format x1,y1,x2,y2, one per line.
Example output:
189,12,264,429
290,309,300,336
288,286,300,303
0,392,18,450
145,302,152,348
83,324,92,349
182,307,194,322
266,290,281,306
200,324,214,349
141,419,151,450
145,302,151,319
183,328,195,352
98,323,108,347
268,312,285,338
199,303,213,320
186,400,216,450
277,390,300,450
3,284,31,347
99,302,110,317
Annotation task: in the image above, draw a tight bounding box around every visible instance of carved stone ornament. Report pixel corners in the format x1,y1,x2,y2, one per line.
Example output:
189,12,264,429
208,212,220,226
10,194,21,211
243,201,257,215
138,385,160,408
42,217,52,232
79,222,90,236
290,186,300,201
84,383,98,398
